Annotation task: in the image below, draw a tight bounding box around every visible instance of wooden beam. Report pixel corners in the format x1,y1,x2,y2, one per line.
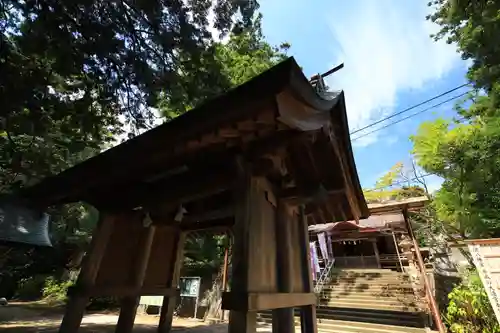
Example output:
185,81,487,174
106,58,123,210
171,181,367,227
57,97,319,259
278,187,343,204
114,168,237,211
92,132,301,211
371,239,381,268
297,206,318,333
222,292,316,312
273,200,296,333
337,202,348,223
228,160,257,333
323,127,360,223
59,214,116,333
116,224,156,333
182,208,234,224
158,229,186,333
180,219,233,232
76,286,178,297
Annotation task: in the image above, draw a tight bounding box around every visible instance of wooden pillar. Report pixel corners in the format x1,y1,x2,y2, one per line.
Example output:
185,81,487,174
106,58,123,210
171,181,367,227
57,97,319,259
221,246,230,322
115,223,156,333
298,206,318,333
228,172,257,333
272,200,295,333
158,229,186,333
392,232,404,272
371,239,381,268
59,214,116,333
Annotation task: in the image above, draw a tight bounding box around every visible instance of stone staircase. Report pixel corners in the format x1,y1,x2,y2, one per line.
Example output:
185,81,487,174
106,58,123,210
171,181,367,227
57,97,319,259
257,269,432,333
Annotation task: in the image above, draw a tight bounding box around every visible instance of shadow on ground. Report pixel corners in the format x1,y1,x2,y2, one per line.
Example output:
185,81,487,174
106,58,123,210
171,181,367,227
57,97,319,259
0,302,228,333
0,323,229,333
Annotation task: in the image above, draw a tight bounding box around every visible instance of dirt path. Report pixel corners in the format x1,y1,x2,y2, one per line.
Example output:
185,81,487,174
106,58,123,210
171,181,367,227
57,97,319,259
0,302,232,333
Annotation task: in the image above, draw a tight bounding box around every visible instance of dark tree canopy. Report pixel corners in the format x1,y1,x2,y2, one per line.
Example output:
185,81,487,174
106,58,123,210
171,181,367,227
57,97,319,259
0,0,259,192
0,1,295,301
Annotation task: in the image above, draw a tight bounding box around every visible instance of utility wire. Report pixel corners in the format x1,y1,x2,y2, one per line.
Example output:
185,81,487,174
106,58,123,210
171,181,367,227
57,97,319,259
350,83,470,135
352,91,470,142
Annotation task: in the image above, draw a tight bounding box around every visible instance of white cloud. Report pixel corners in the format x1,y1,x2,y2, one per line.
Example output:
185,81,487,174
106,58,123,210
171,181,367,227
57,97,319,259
325,0,463,147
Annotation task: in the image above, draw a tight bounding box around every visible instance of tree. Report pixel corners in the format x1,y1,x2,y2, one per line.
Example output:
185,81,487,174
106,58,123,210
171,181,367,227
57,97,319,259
411,0,500,238
1,0,260,192
363,162,428,203
428,0,500,91
160,13,290,120
0,0,262,299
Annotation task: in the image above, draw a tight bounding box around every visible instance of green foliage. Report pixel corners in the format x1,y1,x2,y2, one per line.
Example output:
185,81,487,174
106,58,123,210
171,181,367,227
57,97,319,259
183,234,228,277
363,162,427,203
414,0,500,238
446,271,500,333
15,275,48,300
159,13,289,120
428,0,500,91
42,276,74,303
0,0,265,300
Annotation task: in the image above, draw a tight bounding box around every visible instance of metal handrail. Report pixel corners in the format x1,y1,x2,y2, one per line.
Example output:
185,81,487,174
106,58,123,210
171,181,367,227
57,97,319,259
314,259,335,296
403,208,446,333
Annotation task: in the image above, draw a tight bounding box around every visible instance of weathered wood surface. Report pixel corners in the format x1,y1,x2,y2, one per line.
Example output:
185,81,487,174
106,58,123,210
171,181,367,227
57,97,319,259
224,292,316,312
297,206,318,333
158,229,186,333
115,224,156,333
59,214,116,333
273,200,295,333
227,172,264,333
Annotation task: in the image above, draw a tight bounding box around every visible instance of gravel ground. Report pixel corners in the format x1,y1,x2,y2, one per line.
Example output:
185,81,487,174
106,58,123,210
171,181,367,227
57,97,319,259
0,302,237,333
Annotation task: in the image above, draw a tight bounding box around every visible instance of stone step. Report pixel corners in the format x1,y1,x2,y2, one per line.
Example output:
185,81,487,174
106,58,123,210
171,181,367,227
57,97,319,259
258,306,424,326
318,301,421,312
328,273,411,279
320,284,416,291
326,278,413,285
315,319,428,333
330,269,404,273
319,290,416,298
258,313,422,328
319,293,419,301
257,319,427,333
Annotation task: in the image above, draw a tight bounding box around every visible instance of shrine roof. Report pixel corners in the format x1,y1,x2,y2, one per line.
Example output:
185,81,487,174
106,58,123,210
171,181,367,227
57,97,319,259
15,57,368,223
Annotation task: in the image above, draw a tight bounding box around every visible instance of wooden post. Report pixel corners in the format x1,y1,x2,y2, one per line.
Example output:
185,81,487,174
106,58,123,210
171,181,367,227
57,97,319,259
227,170,257,333
59,213,116,333
392,231,404,273
272,200,295,333
220,246,229,322
298,206,318,333
158,229,186,333
372,239,381,268
402,208,446,333
115,223,156,333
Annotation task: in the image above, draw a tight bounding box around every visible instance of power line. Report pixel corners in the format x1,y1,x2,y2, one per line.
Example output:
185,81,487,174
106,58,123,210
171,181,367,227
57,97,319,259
350,83,470,135
352,91,470,142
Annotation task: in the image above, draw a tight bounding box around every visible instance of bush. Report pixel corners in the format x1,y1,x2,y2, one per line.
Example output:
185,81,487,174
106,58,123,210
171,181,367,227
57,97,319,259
15,275,48,300
42,277,75,303
87,296,120,311
446,271,500,333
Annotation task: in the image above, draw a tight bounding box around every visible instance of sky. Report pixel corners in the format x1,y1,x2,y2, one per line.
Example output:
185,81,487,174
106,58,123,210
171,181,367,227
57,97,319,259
257,0,470,192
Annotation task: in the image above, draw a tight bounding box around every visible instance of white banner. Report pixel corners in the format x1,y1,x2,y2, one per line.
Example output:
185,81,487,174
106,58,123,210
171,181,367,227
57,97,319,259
468,239,500,325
